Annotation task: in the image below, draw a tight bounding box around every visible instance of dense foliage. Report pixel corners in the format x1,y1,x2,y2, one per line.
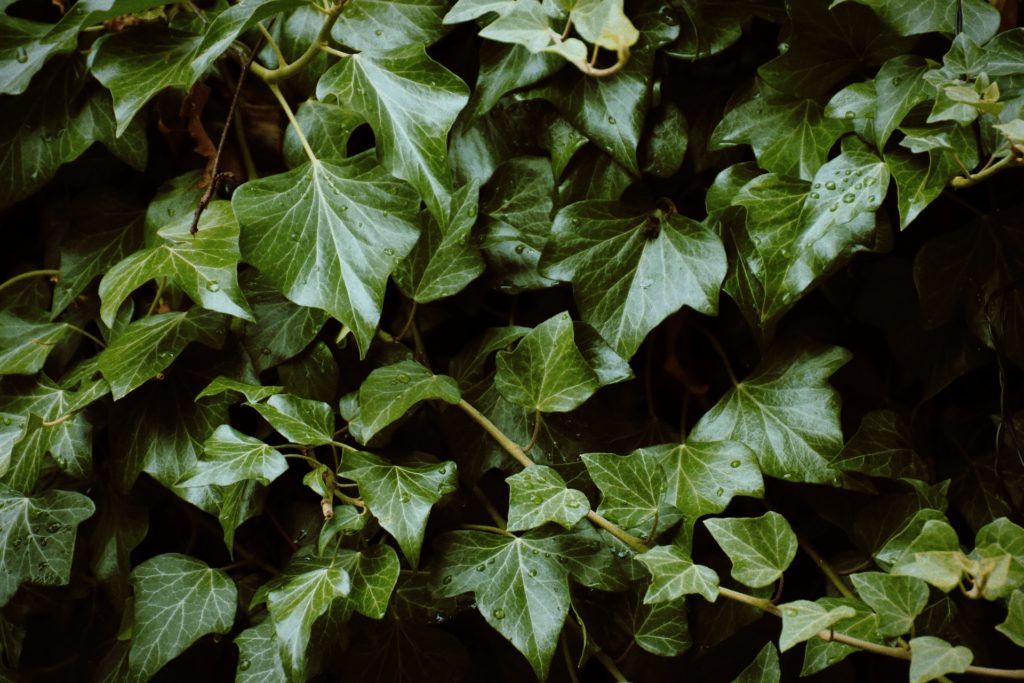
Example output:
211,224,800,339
1,0,1024,680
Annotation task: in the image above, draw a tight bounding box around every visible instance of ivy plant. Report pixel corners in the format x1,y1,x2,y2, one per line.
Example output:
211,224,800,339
1,0,1024,681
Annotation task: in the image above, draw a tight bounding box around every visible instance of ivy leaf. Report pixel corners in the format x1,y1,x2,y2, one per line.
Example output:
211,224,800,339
875,510,959,570
645,440,764,523
997,591,1024,647
469,42,562,118
316,47,469,220
850,572,929,637
721,146,889,337
581,450,679,537
873,56,932,148
778,600,857,652
88,487,148,608
98,201,252,327
97,309,227,400
704,512,798,588
495,312,600,412
179,425,288,488
339,450,456,566
637,544,719,603
282,100,363,168
233,152,421,357
127,554,236,682
800,598,882,675
196,377,283,404
908,636,974,683
248,394,335,446
0,309,68,376
238,270,328,374
235,622,286,683
506,465,590,532
332,0,447,52
631,596,691,657
333,545,401,619
348,360,461,444
711,88,846,180
690,344,850,484
0,485,94,606
974,518,1024,594
253,554,352,680
840,0,1000,43
642,101,688,178
569,0,639,52
835,410,927,481
433,530,572,679
542,201,726,359
884,146,962,231
733,642,780,683
394,182,485,303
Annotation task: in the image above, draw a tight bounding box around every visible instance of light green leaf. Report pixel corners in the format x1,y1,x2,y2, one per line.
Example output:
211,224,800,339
646,440,764,523
333,545,401,619
894,551,969,592
340,450,457,566
874,509,957,569
850,572,929,637
394,182,485,303
542,201,726,359
733,641,780,683
908,636,974,683
975,518,1024,594
235,622,286,683
317,506,367,556
348,360,461,444
254,554,351,680
332,0,447,52
179,425,288,488
98,201,252,326
0,485,94,606
506,465,590,532
711,89,846,180
997,591,1024,647
722,146,889,336
233,152,421,356
778,599,857,652
128,554,237,683
581,450,679,536
97,309,227,400
495,312,600,412
691,344,850,484
704,511,798,588
570,0,639,52
248,394,335,447
873,55,932,148
478,0,553,51
800,598,883,675
316,47,469,220
433,530,572,679
0,309,67,375
637,544,719,603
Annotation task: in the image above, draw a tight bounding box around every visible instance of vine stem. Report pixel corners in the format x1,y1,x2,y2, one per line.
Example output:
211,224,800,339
698,326,738,387
798,536,856,600
460,523,514,538
267,82,316,164
64,323,106,349
951,147,1024,188
249,0,349,83
0,269,59,295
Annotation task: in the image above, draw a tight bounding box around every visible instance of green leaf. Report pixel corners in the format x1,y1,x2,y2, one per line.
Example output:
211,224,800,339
0,485,94,605
348,360,461,444
691,344,850,484
238,270,329,374
97,309,227,400
333,545,401,619
494,312,600,412
196,377,283,403
908,636,974,683
0,309,68,375
873,56,932,148
318,506,367,556
340,450,456,566
875,509,959,570
469,43,562,118
581,449,676,536
997,591,1024,647
733,641,780,683
127,554,237,682
316,47,469,220
235,622,286,683
834,410,927,480
88,487,148,608
646,440,764,523
570,0,640,52
975,518,1024,594
254,553,352,680
179,425,288,488
394,182,485,303
711,88,846,180
332,0,447,52
248,394,335,446
283,100,363,167
632,596,691,657
721,146,889,337
840,0,1000,43
884,146,962,231
642,101,688,178
542,201,726,359
637,544,719,603
800,598,882,675
506,465,590,532
704,511,798,588
99,201,252,326
850,572,929,637
778,600,857,652
232,153,421,356
433,530,572,679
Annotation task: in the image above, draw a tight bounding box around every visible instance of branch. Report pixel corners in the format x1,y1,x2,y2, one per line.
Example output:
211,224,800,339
0,269,59,295
249,0,349,83
951,145,1024,189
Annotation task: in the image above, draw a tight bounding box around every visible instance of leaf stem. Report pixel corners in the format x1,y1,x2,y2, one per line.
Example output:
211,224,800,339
472,485,507,530
146,277,166,316
522,410,543,453
0,269,59,295
250,0,349,83
256,22,286,68
267,82,316,164
951,148,1024,188
460,523,515,538
64,323,107,348
798,535,856,600
320,45,352,59
561,633,582,683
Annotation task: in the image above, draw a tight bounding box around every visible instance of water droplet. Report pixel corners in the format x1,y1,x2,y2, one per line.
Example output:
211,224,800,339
854,182,863,190
528,568,537,577
400,493,410,503
783,472,794,480
844,110,855,119
842,193,855,204
16,47,28,64
476,564,486,572
384,247,396,256
809,191,820,200
261,347,271,355
206,281,220,292
468,207,477,217
339,204,348,212
868,195,876,202
493,609,505,619
607,115,617,124
375,29,383,36
716,487,724,496
828,203,838,212
854,170,863,177
39,537,48,547
825,181,836,191
530,495,542,504
167,208,176,217
239,660,251,671
396,373,410,384
843,170,852,176
614,549,628,559
638,277,654,290
442,575,453,585
813,183,821,189
730,459,741,468
891,76,902,86
778,42,789,53
566,500,580,509
514,243,526,254
290,232,300,241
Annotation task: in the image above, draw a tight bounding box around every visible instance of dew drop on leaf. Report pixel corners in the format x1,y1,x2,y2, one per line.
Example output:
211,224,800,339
400,493,410,503
716,487,724,496
730,460,741,468
384,247,396,256
828,204,838,212
809,192,820,200
844,111,855,119
239,660,251,671
16,47,28,63
206,282,220,292
842,193,855,203
607,116,616,124
442,575,453,585
528,568,537,577
825,181,836,190
476,564,486,572
375,30,383,36
514,244,526,254
493,609,505,619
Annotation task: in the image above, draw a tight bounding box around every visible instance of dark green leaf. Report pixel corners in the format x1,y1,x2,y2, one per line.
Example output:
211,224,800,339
179,425,288,487
850,571,929,637
733,641,780,683
506,464,589,531
348,360,461,443
248,394,335,446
